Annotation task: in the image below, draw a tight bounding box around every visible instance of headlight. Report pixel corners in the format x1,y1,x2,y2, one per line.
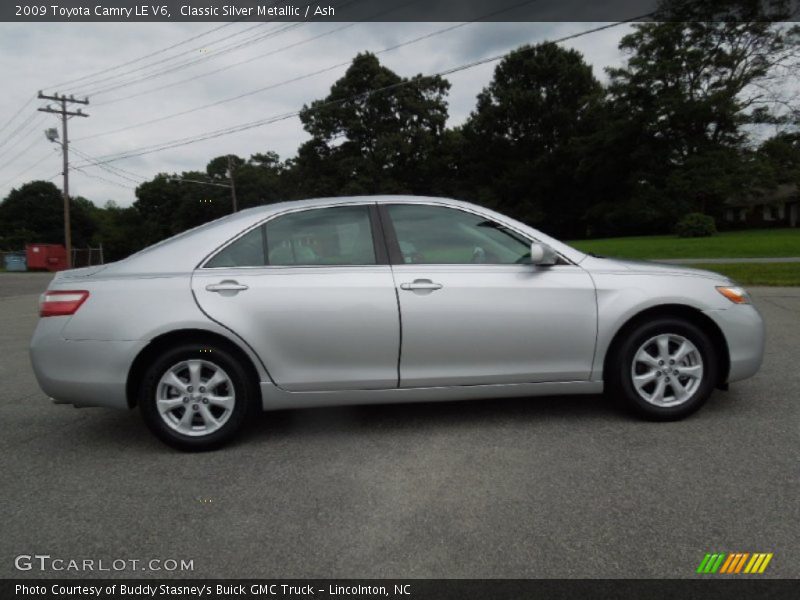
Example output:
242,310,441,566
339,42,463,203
716,285,750,304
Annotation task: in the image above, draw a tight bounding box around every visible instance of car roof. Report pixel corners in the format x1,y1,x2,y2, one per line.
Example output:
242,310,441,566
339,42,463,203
105,195,586,274
233,194,476,215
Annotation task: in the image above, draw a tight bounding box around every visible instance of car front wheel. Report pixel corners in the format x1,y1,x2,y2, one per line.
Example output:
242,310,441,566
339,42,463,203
139,343,254,451
609,318,719,420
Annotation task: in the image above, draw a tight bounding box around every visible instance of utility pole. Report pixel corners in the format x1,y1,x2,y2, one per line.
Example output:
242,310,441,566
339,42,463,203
38,91,89,269
227,155,238,213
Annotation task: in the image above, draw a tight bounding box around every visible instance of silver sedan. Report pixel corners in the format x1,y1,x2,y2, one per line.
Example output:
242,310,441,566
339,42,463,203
30,196,765,450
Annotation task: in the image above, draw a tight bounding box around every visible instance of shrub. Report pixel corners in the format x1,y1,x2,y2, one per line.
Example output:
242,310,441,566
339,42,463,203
675,213,717,238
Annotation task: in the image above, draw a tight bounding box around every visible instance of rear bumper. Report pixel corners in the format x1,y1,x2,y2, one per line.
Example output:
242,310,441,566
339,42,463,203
29,317,142,409
703,304,765,383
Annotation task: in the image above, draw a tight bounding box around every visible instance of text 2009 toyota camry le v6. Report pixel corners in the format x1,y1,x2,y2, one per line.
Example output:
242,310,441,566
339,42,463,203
30,196,764,450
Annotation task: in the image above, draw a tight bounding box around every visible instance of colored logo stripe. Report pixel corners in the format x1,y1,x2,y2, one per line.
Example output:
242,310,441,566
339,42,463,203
697,553,726,573
697,553,773,574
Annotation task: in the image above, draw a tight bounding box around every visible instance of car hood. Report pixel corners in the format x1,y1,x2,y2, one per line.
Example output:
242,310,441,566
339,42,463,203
580,256,731,282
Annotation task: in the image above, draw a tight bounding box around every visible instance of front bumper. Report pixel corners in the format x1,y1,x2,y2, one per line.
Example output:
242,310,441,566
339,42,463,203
703,303,765,383
29,317,143,409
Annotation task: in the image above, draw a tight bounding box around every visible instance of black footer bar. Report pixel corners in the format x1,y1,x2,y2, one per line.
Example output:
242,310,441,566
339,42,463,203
3,579,799,600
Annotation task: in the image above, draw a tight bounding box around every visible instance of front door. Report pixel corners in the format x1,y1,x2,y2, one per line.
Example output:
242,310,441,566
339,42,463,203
380,203,597,387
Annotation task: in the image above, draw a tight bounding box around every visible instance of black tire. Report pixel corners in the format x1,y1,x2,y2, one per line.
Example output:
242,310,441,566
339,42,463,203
139,342,255,451
607,317,719,421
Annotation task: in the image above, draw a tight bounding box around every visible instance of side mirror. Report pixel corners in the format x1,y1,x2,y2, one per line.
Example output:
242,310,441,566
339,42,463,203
530,242,557,266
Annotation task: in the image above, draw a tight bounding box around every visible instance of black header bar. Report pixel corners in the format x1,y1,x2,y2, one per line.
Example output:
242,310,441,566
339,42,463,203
3,0,799,23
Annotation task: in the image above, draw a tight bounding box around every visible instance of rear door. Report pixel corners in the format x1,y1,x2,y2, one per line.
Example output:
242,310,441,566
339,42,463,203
192,204,400,392
380,203,597,387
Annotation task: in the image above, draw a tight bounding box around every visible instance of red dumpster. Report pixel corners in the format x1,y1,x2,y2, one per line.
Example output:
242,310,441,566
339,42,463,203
26,244,68,272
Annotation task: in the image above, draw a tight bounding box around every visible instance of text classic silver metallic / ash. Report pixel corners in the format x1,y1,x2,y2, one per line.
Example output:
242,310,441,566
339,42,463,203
30,196,765,450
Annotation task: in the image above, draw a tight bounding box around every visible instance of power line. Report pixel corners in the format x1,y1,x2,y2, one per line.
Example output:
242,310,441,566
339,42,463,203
67,21,268,95
77,20,479,142
0,96,35,137
82,20,631,165
73,21,302,97
92,0,414,108
76,19,647,170
77,148,238,208
77,0,531,142
0,148,58,191
73,0,362,98
0,133,44,168
0,112,41,152
0,114,55,173
74,146,238,192
72,165,138,190
0,116,51,168
167,177,232,189
1,15,275,184
71,147,145,181
70,146,144,185
94,22,360,108
73,145,234,190
47,19,250,91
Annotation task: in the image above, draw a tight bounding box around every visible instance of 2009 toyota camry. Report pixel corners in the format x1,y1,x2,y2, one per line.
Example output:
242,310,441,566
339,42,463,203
30,196,765,450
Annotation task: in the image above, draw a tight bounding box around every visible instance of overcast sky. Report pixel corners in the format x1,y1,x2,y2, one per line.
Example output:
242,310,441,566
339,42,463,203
0,21,633,207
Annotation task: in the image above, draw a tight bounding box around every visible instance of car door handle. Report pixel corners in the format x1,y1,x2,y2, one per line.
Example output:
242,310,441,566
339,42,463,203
205,281,249,293
400,279,443,291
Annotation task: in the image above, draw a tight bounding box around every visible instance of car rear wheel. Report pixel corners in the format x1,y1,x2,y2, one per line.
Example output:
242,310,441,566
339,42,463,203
609,318,719,420
139,343,255,451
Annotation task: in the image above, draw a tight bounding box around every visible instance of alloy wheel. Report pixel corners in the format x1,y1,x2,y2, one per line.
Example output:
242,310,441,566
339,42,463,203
156,359,236,436
630,333,704,407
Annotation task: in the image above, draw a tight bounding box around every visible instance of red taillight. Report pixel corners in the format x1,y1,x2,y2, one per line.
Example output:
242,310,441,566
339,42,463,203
39,290,89,317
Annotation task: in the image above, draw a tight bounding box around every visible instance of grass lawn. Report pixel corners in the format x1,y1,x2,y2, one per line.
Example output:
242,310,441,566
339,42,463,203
568,228,800,259
689,262,800,286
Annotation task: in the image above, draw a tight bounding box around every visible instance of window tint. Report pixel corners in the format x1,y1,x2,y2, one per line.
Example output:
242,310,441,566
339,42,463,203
266,205,376,266
205,205,378,268
386,204,531,265
205,226,265,268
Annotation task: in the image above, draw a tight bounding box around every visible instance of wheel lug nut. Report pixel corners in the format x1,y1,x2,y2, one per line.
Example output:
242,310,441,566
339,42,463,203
202,398,209,404
183,397,189,403
199,387,205,393
659,360,664,366
665,377,671,382
187,386,193,392
192,404,199,411
656,371,662,377
669,360,675,365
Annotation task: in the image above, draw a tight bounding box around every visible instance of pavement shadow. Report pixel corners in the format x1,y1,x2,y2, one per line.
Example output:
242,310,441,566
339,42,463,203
69,392,630,453
243,392,628,443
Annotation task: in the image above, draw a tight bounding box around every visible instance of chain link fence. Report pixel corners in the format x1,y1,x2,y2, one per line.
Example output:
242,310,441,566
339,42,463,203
71,246,105,268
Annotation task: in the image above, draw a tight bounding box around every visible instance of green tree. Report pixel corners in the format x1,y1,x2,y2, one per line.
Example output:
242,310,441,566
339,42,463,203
164,170,230,234
133,174,188,244
132,152,289,244
134,170,230,241
598,0,800,231
89,200,149,261
0,180,94,249
230,152,286,209
757,132,800,185
292,52,451,196
459,42,605,237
